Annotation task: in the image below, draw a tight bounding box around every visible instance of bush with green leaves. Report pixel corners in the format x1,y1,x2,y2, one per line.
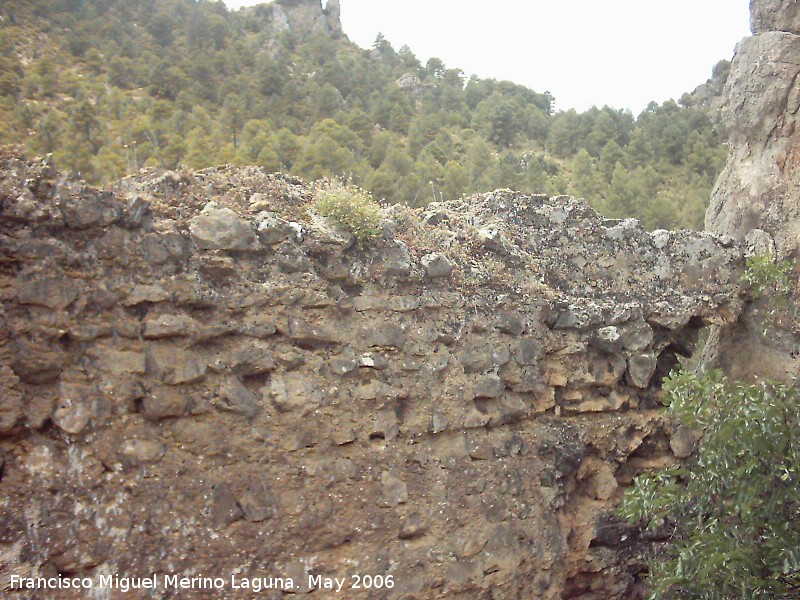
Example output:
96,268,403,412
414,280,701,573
741,255,798,336
741,254,794,301
619,369,800,598
314,183,382,247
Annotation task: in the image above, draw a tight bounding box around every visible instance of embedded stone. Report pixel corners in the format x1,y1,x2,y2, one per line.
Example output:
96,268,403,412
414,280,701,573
515,339,541,365
398,512,427,540
365,324,406,349
11,339,66,384
670,425,702,458
619,320,654,352
496,311,525,336
86,345,146,375
627,353,658,388
593,463,619,501
268,373,322,413
16,278,79,309
287,317,340,346
54,378,100,434
141,387,189,419
60,191,123,229
473,375,504,399
146,346,207,385
143,314,195,339
256,212,293,245
228,340,276,376
377,243,412,277
587,353,627,386
239,481,279,522
124,284,170,306
219,377,261,418
379,471,408,508
189,203,256,251
329,357,358,376
211,484,244,527
460,348,494,373
590,326,622,353
421,253,453,279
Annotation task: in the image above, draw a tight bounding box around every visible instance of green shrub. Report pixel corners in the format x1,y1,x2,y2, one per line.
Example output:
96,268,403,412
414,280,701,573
619,369,800,599
741,255,797,335
741,254,794,300
314,183,382,247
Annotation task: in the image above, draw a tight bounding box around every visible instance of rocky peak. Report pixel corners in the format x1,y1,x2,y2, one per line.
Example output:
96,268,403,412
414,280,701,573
246,0,342,38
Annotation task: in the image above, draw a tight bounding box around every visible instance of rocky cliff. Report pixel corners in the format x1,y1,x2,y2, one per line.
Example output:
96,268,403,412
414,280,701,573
0,146,744,599
704,0,800,380
244,0,343,38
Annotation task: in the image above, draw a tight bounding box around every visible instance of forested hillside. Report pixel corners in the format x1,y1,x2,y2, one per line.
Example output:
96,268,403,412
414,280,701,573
0,0,729,229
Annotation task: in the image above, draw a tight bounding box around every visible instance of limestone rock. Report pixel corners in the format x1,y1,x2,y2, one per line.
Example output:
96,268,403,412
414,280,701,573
16,278,79,309
379,471,408,508
219,377,261,418
211,484,244,527
97,426,165,470
125,284,170,306
287,317,340,346
627,353,658,388
59,191,122,229
143,313,196,339
189,203,256,251
0,137,755,599
751,0,800,34
256,211,293,245
421,252,453,279
268,372,322,413
239,481,279,522
11,339,66,384
54,375,102,434
670,425,702,458
141,387,189,419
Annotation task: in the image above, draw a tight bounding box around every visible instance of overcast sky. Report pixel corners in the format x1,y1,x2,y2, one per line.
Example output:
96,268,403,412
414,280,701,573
223,0,751,114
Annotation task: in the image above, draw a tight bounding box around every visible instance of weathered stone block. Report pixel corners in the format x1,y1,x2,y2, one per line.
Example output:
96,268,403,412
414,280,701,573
189,203,256,251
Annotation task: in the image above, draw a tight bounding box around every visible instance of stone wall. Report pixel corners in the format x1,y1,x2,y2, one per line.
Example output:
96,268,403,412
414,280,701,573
0,148,744,598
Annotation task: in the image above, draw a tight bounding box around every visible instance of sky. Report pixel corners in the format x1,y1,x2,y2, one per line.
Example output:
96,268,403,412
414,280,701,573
223,0,752,114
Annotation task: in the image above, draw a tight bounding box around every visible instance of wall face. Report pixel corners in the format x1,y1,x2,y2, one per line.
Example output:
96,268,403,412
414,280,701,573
0,150,743,598
704,0,800,381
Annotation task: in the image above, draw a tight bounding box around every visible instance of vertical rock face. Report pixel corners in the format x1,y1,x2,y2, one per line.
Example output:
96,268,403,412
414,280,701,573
704,0,800,380
261,0,343,38
750,0,800,34
707,0,800,258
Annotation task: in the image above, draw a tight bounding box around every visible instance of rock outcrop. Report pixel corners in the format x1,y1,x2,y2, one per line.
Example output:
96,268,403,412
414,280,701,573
704,0,800,379
245,0,343,38
0,147,744,598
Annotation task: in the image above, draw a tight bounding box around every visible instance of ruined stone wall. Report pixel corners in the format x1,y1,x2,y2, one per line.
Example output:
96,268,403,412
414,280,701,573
0,149,743,599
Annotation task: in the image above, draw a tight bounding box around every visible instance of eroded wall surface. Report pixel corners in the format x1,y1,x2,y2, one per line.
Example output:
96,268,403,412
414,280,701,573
0,149,744,599
5,0,798,593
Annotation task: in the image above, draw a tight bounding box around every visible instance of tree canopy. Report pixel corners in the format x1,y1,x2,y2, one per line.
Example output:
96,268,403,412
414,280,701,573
0,0,729,229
